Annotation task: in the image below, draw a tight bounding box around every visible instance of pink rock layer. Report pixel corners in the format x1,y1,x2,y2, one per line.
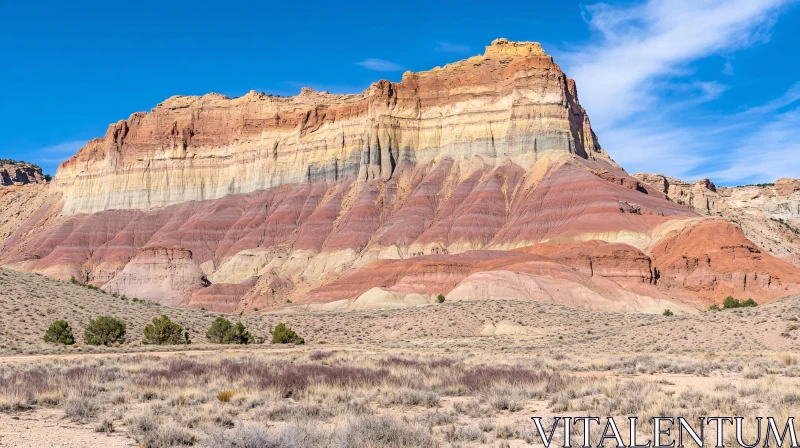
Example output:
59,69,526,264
2,40,799,312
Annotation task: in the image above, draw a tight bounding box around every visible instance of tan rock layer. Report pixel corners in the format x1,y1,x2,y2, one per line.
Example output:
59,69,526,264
55,38,609,214
2,40,800,312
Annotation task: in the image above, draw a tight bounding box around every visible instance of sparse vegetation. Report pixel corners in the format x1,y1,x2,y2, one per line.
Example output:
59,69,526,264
83,316,126,346
437,293,445,303
224,321,253,344
771,217,800,235
206,317,252,344
722,296,758,309
271,322,304,344
43,320,74,345
663,309,673,316
142,315,185,345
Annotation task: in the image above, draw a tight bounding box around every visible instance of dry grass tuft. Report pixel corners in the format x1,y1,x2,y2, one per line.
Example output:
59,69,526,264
216,390,235,403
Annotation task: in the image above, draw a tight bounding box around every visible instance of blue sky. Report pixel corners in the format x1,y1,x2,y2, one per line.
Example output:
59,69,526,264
1,0,798,185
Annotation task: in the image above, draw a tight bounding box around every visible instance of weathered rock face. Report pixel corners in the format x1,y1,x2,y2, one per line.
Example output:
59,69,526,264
55,38,607,215
636,174,800,267
2,39,800,313
633,173,720,215
0,160,46,186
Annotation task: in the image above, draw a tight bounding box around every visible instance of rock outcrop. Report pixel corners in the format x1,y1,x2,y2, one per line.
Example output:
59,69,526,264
2,40,800,313
0,160,46,186
636,174,800,267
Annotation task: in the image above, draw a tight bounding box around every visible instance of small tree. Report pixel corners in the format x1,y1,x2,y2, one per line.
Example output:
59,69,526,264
206,317,233,343
223,322,253,345
663,309,674,316
741,298,758,308
44,320,75,345
723,296,740,309
142,315,184,345
271,323,304,345
84,316,126,346
436,294,445,303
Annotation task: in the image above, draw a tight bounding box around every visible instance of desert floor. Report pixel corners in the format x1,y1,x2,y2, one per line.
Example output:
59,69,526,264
2,267,800,447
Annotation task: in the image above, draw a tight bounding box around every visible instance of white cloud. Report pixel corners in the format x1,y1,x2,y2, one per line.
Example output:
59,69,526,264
22,140,86,173
434,42,470,53
564,0,790,129
558,0,796,185
36,140,86,156
703,106,800,183
356,58,404,72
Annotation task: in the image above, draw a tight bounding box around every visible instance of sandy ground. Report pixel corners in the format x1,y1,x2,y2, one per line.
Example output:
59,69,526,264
0,408,134,447
3,266,800,447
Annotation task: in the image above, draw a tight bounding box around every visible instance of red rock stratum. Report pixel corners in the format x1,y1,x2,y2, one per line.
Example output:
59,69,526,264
2,39,798,313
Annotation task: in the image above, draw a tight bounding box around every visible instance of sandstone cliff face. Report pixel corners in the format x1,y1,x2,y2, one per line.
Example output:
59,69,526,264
636,174,800,267
0,160,46,186
633,173,720,215
2,40,799,313
55,38,609,215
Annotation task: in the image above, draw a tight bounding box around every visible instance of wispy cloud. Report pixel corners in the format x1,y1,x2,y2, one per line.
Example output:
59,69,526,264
434,42,471,53
356,58,404,72
9,140,87,175
563,0,790,129
559,0,796,185
702,105,800,183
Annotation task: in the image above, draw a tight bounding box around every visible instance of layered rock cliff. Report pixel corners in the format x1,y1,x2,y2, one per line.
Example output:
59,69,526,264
55,38,608,215
2,39,799,313
636,174,800,267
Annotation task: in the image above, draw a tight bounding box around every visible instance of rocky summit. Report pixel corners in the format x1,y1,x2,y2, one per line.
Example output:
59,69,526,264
0,159,46,186
1,39,799,313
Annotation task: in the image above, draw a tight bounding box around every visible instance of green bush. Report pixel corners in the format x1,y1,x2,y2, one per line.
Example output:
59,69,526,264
271,323,304,345
223,322,253,345
142,315,184,345
206,317,252,344
206,317,232,343
84,316,126,346
722,296,758,309
723,296,739,309
436,294,445,303
44,320,75,345
709,304,722,311
663,309,674,316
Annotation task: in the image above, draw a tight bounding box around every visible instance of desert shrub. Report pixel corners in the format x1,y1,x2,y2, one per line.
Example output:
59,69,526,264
44,320,75,345
224,322,253,345
206,317,232,343
83,316,126,346
206,318,252,344
337,415,432,447
437,294,445,303
722,296,758,309
64,396,98,423
217,390,235,402
128,412,197,447
663,309,674,316
142,315,184,345
709,304,722,311
271,323,304,345
95,418,114,433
